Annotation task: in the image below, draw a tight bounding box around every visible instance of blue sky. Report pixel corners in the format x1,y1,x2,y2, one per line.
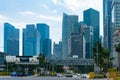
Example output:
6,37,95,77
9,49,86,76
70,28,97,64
0,0,102,54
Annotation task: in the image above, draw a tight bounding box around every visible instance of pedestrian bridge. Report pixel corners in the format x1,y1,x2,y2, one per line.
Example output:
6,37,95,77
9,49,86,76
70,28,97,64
48,59,95,65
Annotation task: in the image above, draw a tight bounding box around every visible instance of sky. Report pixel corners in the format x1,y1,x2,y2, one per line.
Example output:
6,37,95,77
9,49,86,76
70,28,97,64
0,0,103,54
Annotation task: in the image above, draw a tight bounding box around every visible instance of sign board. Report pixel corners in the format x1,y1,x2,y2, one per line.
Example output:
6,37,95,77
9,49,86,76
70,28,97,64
6,56,16,62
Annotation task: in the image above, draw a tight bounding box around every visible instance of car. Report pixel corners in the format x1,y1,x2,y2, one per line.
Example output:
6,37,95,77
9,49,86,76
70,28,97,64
81,74,89,78
56,73,63,77
65,70,73,77
10,72,18,77
76,73,81,77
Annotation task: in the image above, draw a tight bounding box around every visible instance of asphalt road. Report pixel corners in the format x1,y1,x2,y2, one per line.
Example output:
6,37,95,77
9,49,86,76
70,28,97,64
0,76,110,80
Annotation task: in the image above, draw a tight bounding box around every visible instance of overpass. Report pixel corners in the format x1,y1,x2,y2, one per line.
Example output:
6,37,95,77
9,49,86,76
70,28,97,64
48,59,95,66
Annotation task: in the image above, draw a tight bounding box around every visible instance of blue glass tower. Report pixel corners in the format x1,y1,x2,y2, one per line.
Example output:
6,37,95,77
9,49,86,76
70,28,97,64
84,27,93,58
83,8,100,44
43,39,52,60
37,23,49,54
103,0,113,51
23,24,40,56
62,13,78,59
4,23,19,56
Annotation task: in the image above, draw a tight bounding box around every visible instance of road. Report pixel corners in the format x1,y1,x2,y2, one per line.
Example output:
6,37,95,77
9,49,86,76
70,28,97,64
0,76,111,80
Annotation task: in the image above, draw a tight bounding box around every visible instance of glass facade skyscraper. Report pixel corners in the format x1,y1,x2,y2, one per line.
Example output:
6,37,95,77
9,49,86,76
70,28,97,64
103,0,113,51
4,23,19,56
84,27,93,58
70,33,85,59
62,13,78,59
83,8,100,44
37,23,49,54
112,0,120,66
43,39,52,60
23,24,40,56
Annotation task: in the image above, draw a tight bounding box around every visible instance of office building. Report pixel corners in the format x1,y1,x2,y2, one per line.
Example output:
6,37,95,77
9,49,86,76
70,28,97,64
112,0,120,66
62,13,78,59
83,8,100,44
103,0,113,51
37,23,49,54
43,39,52,60
4,23,19,56
84,27,94,58
23,24,40,56
53,41,62,59
70,33,85,59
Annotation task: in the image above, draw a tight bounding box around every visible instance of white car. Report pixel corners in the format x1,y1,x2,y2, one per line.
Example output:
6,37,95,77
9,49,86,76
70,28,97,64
65,70,73,77
56,73,63,77
81,74,89,78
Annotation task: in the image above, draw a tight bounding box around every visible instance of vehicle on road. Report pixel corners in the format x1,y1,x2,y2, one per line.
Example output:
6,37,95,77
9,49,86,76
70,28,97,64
65,70,73,77
10,72,18,77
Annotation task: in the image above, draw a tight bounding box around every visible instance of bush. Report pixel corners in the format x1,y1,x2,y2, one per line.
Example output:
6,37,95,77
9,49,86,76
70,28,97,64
114,77,120,80
108,68,117,72
49,71,56,76
94,74,104,78
0,72,10,76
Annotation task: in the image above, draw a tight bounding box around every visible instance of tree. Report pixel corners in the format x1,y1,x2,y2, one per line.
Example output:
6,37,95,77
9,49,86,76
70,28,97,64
101,48,111,72
115,43,120,71
93,41,112,73
93,41,104,69
37,54,46,68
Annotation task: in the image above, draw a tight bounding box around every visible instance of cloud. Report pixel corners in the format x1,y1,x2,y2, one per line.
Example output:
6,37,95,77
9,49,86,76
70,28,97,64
36,14,61,22
0,14,9,23
40,4,50,10
19,10,61,22
19,11,36,15
60,0,102,13
51,9,57,14
52,0,58,5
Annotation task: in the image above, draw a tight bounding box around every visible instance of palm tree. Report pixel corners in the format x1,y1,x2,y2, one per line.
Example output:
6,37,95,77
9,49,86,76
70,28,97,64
101,48,111,72
37,54,46,68
93,42,112,73
115,43,120,71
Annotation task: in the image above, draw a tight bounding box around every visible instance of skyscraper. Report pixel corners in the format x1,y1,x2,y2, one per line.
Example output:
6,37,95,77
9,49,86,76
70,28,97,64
37,23,51,60
70,33,85,59
84,27,94,58
23,24,40,56
103,0,113,50
83,8,100,44
112,0,120,66
43,39,52,60
62,13,78,59
4,23,19,56
53,41,62,59
37,23,49,54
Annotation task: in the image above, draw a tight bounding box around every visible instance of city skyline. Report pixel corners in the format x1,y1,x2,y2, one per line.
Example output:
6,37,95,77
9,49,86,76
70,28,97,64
0,0,103,54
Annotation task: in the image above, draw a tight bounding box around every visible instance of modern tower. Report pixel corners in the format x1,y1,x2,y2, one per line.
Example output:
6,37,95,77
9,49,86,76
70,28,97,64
83,8,100,44
37,23,49,54
23,24,40,56
103,0,113,51
84,26,94,58
62,13,78,59
70,33,85,59
112,0,120,66
4,23,19,56
53,41,62,59
43,39,52,60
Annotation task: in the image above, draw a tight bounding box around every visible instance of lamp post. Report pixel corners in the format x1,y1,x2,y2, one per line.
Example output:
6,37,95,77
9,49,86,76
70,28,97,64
96,42,99,78
97,42,98,68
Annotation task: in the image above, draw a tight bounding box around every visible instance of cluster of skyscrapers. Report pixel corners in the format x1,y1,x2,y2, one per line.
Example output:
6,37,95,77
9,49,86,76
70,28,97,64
4,23,51,60
4,0,120,67
53,8,100,60
102,0,120,66
53,0,120,67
